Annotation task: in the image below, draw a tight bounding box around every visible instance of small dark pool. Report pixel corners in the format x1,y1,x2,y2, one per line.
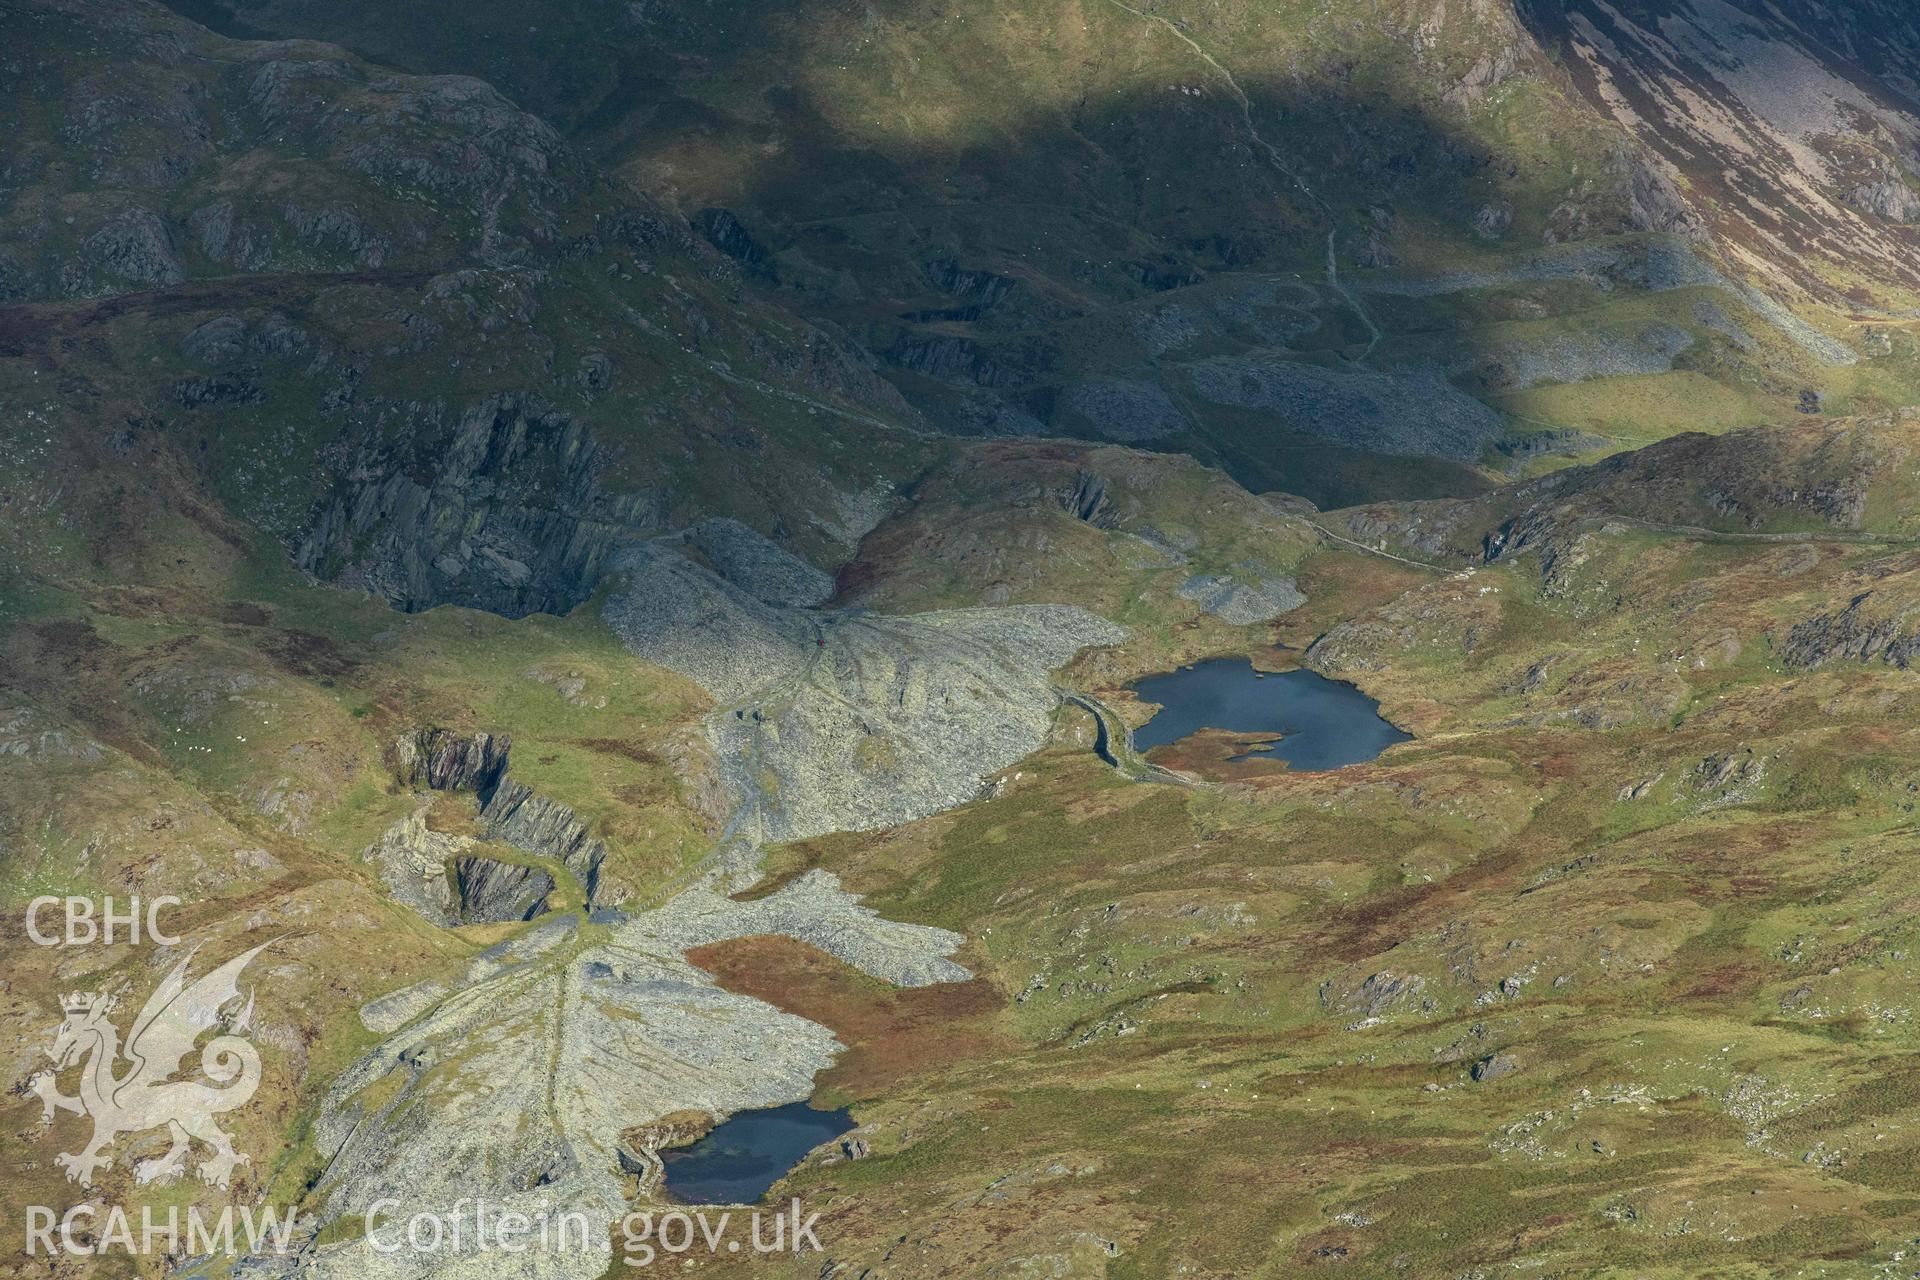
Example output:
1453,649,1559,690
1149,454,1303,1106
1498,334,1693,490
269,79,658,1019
659,1102,854,1204
1130,658,1409,770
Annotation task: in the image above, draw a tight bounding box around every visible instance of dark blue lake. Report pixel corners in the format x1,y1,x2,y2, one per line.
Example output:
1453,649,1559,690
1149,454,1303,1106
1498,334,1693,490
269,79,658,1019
1130,659,1409,770
659,1102,854,1204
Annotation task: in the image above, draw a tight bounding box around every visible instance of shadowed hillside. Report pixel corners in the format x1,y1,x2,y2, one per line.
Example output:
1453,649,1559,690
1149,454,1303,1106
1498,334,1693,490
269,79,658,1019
149,0,1920,503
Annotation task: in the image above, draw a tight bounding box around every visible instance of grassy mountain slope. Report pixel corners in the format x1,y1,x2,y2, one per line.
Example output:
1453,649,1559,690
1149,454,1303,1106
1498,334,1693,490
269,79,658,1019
730,472,1920,1277
10,3,1920,1279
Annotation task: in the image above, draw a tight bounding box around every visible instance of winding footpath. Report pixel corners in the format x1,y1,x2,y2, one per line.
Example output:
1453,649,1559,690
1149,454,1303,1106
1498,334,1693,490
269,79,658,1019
1098,0,1383,362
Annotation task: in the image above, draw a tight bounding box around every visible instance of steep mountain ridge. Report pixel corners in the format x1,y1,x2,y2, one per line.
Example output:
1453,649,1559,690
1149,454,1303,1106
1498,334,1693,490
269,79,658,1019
1520,0,1920,301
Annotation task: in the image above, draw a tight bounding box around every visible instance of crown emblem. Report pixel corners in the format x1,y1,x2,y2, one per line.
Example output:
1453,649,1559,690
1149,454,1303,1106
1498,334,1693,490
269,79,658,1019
60,991,105,1015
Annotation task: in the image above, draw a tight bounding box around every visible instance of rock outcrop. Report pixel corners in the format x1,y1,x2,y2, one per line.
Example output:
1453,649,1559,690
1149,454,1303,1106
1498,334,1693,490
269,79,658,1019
395,728,513,797
1175,573,1305,625
296,394,659,618
1182,355,1506,460
368,730,607,922
477,782,606,900
451,854,559,924
1783,593,1920,670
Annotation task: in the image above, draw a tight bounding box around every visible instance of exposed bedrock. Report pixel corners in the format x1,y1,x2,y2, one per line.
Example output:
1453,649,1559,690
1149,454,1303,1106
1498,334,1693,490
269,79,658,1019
1182,355,1506,460
295,392,661,618
480,781,607,902
1784,592,1920,670
369,730,607,922
1175,572,1306,625
395,727,512,798
452,854,559,924
360,805,467,925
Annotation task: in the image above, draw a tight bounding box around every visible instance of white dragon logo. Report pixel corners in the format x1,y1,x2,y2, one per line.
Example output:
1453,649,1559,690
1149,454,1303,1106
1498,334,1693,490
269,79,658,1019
29,942,271,1190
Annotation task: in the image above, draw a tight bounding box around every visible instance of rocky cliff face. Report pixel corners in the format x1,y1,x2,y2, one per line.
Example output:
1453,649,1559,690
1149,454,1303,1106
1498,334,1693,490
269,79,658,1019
361,806,469,924
296,394,657,617
478,781,607,903
374,729,608,921
1784,591,1920,670
394,727,513,796
450,853,558,924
